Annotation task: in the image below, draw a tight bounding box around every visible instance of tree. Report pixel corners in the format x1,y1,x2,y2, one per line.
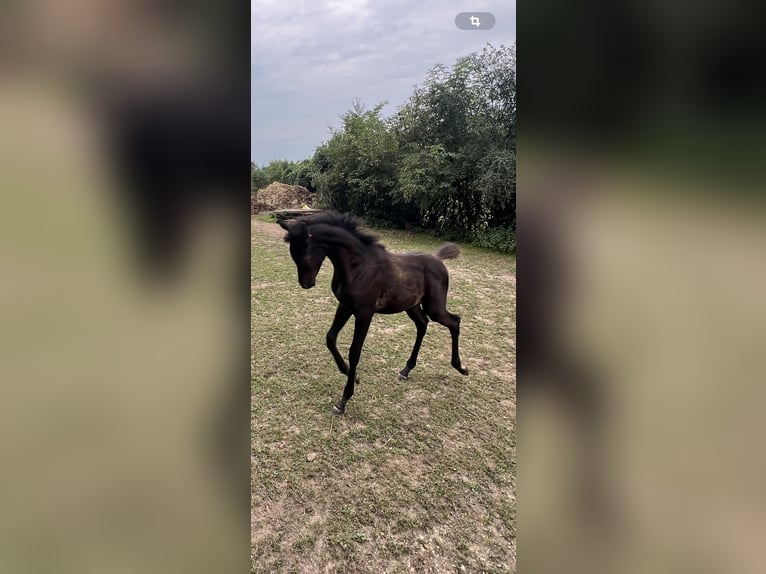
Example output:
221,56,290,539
391,44,516,233
299,43,516,250
312,101,411,224
251,159,316,192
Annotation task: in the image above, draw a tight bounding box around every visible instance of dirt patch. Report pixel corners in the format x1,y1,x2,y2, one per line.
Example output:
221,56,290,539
252,218,287,241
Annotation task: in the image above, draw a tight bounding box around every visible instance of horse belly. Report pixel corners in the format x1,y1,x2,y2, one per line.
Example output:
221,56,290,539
375,288,422,314
332,284,358,312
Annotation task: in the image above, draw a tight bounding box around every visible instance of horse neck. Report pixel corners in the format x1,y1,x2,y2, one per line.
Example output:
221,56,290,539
312,225,372,279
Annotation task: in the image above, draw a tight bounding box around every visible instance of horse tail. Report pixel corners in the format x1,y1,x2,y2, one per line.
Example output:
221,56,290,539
435,243,460,261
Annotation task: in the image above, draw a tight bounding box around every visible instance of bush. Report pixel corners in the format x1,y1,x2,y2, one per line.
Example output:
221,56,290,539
470,227,516,254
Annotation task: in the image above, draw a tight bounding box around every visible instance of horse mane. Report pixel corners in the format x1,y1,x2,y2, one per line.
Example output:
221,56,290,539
301,211,380,247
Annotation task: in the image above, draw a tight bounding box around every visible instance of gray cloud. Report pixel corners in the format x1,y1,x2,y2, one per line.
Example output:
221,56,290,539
251,0,515,163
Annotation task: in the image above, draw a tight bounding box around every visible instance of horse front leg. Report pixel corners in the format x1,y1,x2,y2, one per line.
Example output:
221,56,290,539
332,312,372,416
326,304,353,375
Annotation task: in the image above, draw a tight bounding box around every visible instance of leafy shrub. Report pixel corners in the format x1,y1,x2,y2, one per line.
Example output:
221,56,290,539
470,227,516,254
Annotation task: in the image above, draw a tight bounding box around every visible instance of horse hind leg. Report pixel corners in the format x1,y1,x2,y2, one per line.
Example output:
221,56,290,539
446,312,469,375
424,302,468,376
399,305,429,381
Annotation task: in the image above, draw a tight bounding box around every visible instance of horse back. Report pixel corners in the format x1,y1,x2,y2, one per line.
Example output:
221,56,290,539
368,251,448,313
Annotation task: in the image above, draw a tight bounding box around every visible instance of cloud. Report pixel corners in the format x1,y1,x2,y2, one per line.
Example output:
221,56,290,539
252,0,515,163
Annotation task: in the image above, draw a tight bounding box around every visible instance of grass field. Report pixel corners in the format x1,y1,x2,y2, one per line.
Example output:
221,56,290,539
251,218,516,573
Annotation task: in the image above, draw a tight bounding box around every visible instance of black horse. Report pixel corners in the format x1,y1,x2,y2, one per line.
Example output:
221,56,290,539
279,212,469,415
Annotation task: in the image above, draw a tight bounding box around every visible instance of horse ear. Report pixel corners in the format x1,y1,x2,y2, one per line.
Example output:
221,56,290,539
278,219,289,231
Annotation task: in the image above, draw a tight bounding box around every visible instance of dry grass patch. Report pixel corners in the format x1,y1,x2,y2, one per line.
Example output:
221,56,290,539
252,219,515,573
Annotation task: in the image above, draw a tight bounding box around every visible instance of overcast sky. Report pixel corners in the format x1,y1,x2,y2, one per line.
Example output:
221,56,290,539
251,0,515,164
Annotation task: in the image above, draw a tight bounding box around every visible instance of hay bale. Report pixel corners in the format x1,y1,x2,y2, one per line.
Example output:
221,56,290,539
253,182,313,213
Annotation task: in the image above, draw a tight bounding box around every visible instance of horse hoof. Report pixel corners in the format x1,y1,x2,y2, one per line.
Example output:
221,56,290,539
398,371,408,381
460,366,469,375
331,404,345,416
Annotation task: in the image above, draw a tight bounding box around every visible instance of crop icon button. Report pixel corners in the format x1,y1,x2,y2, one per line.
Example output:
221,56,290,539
455,12,496,30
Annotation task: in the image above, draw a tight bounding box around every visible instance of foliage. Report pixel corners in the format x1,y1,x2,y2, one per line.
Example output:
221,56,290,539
392,44,516,233
470,227,516,254
255,43,516,252
251,159,317,193
312,101,415,224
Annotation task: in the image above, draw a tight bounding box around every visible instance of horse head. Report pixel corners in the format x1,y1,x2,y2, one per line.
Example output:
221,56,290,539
278,218,328,289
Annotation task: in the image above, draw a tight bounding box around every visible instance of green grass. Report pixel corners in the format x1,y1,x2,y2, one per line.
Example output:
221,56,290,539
253,212,277,223
252,219,516,573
